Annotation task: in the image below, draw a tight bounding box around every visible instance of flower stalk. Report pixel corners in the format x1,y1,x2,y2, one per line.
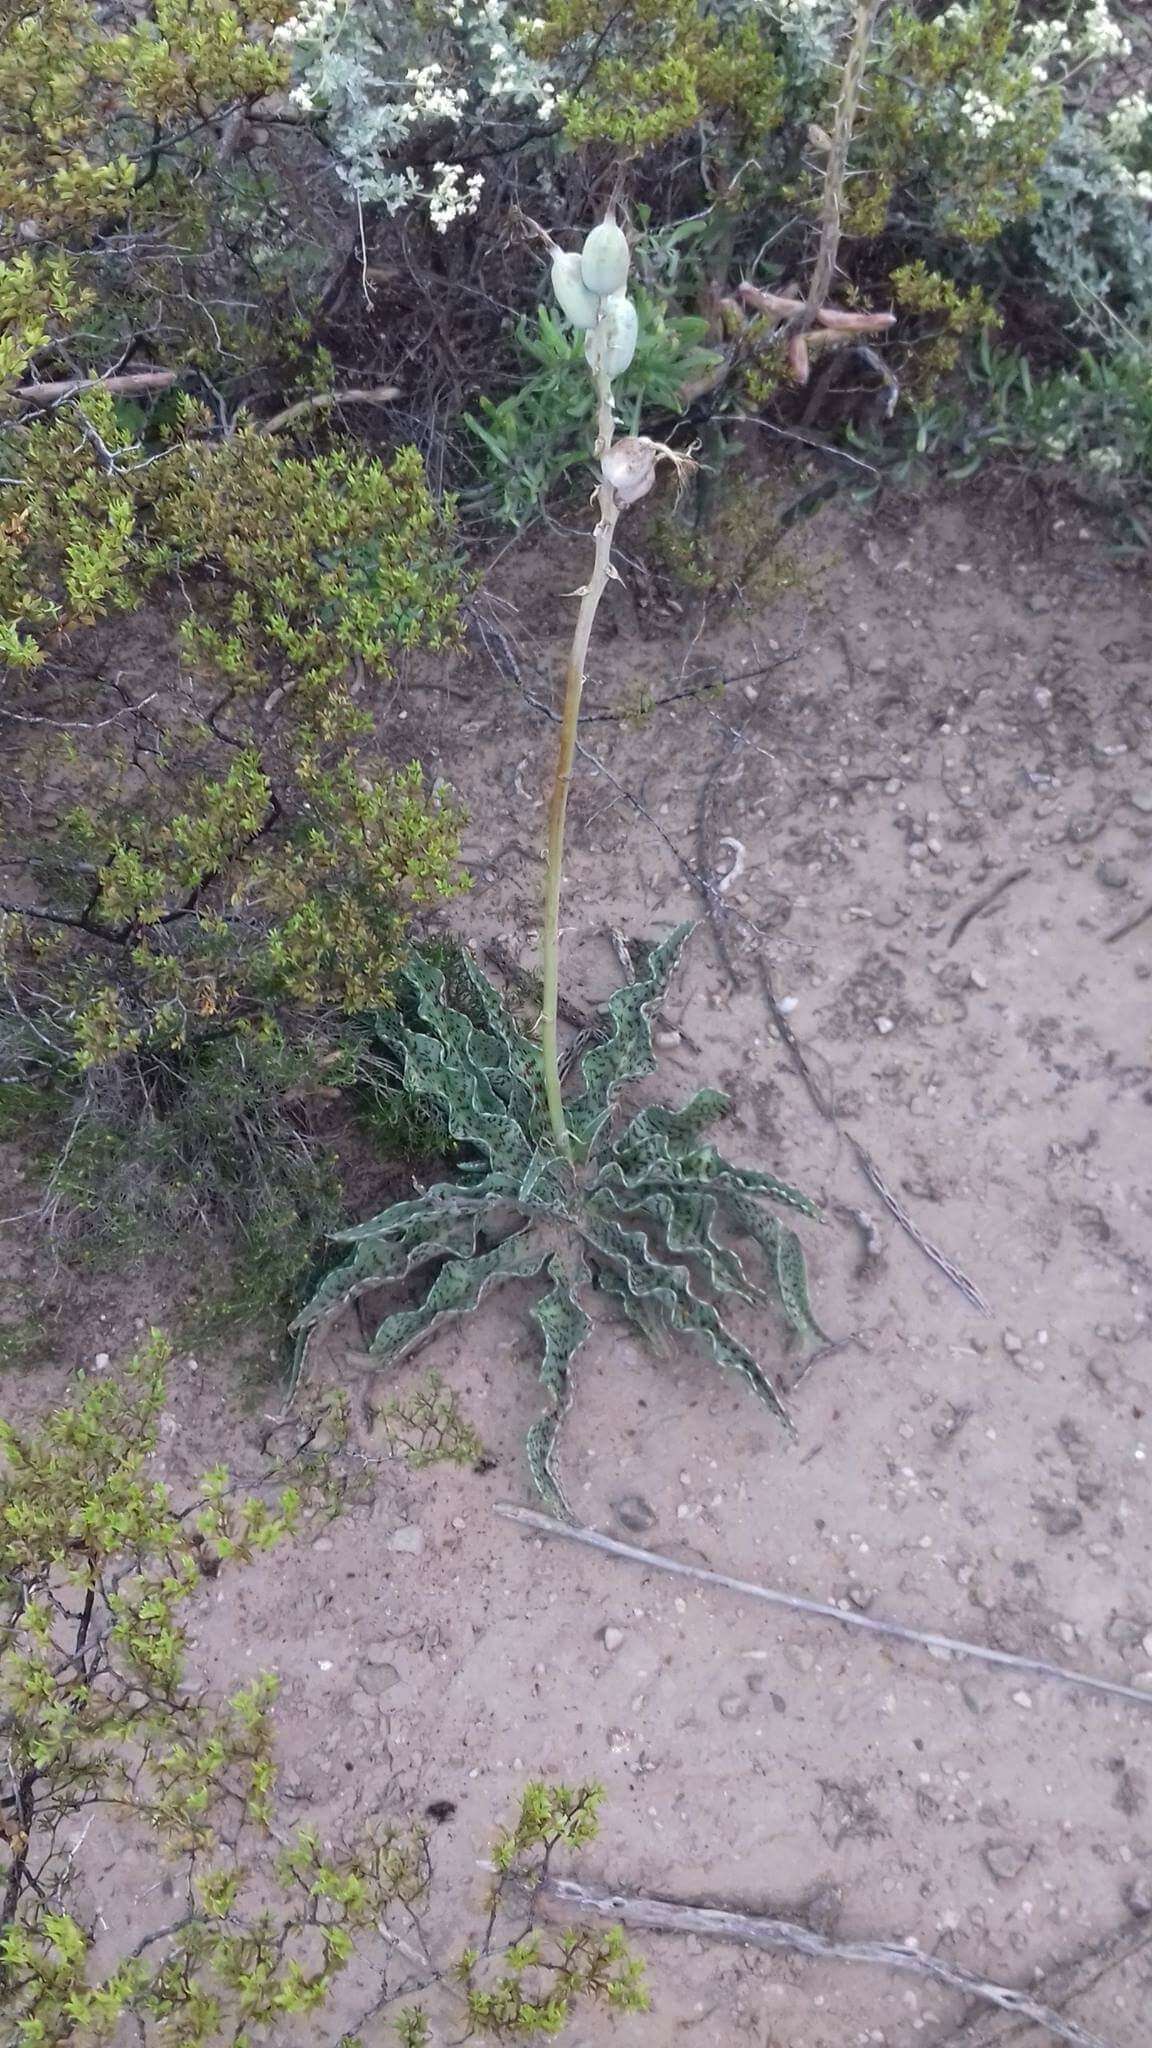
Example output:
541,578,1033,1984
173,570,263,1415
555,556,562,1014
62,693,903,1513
540,345,619,1159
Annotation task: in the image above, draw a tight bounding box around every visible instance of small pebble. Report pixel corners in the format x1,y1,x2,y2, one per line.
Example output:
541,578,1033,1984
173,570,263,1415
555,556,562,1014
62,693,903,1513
1012,1690,1033,1709
875,1015,895,1035
718,1691,750,1721
983,1841,1029,1882
612,1495,656,1534
387,1525,425,1556
1097,859,1130,890
969,967,988,991
601,1627,624,1653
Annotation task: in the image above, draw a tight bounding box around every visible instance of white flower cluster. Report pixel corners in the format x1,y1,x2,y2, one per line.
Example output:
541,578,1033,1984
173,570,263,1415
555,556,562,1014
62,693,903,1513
1081,0,1131,60
1115,163,1152,204
272,0,337,45
1085,443,1124,476
959,87,1012,139
270,0,559,227
1109,93,1152,154
405,62,470,124
427,160,486,230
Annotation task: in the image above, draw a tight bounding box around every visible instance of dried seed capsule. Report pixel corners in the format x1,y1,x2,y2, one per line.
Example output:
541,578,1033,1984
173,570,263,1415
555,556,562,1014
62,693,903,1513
585,290,638,379
601,435,657,505
550,248,600,330
579,218,630,297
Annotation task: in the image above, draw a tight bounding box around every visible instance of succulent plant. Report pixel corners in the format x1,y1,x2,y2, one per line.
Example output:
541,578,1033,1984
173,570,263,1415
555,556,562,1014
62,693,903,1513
292,928,821,1513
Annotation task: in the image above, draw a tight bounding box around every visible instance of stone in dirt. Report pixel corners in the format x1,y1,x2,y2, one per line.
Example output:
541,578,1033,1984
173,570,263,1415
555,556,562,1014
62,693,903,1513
983,1841,1029,1882
1097,859,1130,889
357,1659,401,1695
387,1525,425,1555
612,1494,656,1533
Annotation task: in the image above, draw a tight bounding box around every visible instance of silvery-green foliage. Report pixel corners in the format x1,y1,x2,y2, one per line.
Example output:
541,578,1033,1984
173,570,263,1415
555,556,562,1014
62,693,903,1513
1029,112,1152,340
275,0,557,221
293,931,822,1512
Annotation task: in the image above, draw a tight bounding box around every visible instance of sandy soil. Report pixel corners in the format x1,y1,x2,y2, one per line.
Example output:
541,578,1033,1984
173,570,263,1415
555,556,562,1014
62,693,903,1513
7,481,1152,2045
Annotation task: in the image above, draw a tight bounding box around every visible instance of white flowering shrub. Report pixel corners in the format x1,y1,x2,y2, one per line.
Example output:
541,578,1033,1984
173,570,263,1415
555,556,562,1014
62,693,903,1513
274,0,557,227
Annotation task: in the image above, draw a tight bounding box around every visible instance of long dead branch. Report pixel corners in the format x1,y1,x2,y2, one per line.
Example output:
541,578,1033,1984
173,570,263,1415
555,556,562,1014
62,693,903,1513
257,385,401,434
935,1919,1152,2048
495,1505,1152,1711
532,1874,1117,2048
10,370,179,402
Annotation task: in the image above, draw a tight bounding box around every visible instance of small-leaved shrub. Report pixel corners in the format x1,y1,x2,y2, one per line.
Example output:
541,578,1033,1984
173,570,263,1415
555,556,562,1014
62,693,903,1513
0,1345,644,2043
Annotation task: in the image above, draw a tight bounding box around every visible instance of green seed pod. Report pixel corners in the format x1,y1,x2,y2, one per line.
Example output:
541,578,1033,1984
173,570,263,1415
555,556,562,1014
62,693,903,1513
550,248,600,330
585,290,638,380
579,217,630,297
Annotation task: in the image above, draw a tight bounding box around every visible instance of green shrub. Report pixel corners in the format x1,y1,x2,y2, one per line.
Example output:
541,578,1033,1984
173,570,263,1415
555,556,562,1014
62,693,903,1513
0,1347,644,2044
855,333,1152,519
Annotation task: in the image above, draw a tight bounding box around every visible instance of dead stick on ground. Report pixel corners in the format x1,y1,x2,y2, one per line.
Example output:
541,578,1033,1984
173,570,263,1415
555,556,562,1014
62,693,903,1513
948,867,1030,950
935,1920,1152,2048
495,1505,1152,1711
11,369,179,402
530,1874,1118,2048
257,385,401,434
1105,902,1152,945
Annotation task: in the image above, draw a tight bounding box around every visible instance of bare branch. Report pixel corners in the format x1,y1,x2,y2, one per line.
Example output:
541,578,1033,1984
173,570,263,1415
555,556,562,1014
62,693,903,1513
495,1504,1152,1711
257,386,402,436
10,371,180,404
532,1874,1119,2048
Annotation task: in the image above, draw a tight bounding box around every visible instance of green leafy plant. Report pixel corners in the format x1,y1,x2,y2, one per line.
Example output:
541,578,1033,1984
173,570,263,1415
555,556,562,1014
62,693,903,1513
464,296,719,527
0,1349,641,2043
293,930,822,1512
849,329,1152,525
296,209,821,1510
373,1371,485,1470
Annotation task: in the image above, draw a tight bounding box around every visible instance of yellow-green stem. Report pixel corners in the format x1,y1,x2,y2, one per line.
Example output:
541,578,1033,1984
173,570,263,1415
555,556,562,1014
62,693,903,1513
540,364,619,1159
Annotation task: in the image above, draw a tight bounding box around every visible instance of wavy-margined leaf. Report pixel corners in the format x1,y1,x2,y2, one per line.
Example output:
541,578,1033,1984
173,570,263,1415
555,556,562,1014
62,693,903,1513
719,1189,826,1343
397,955,541,1138
608,1089,731,1175
565,922,694,1156
370,1229,549,1365
580,1201,790,1428
447,948,542,1099
387,1022,534,1179
592,1260,669,1353
331,1187,490,1245
526,1253,591,1518
292,1208,485,1337
594,1166,756,1304
291,935,820,1500
640,1146,820,1219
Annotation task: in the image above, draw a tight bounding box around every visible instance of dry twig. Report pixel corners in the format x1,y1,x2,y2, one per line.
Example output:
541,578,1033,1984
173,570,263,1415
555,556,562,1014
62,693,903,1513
256,385,401,435
932,1918,1152,2048
948,867,1030,949
10,370,179,403
496,1505,1152,1711
530,1873,1119,2048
